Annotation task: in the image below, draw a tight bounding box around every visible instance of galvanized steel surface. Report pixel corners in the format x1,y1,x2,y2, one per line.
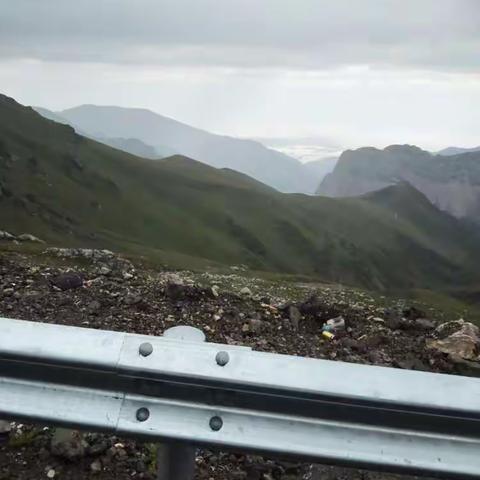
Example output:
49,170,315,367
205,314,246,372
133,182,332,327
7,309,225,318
1,317,480,478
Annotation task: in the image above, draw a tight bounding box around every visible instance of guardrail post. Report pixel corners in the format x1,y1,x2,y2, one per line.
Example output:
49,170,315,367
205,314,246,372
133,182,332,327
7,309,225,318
156,326,205,480
0,420,10,444
156,443,196,480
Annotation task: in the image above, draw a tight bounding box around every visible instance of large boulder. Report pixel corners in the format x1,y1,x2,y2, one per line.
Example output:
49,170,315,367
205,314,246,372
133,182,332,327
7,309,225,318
18,233,44,243
0,230,16,241
426,320,480,362
51,272,84,291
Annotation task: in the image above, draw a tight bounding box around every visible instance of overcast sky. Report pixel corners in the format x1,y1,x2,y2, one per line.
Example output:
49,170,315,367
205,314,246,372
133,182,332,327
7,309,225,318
0,0,479,153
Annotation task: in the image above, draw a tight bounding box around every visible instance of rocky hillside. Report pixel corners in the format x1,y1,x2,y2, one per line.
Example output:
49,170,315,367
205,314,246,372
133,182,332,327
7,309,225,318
1,247,478,479
317,145,480,223
3,94,480,291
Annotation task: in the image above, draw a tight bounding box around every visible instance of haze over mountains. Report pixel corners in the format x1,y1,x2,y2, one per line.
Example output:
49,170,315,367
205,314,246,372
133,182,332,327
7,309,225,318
34,105,328,194
437,146,480,156
318,145,480,223
3,93,480,291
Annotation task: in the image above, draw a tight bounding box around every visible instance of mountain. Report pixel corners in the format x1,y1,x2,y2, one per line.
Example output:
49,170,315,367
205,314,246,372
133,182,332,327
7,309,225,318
2,94,480,290
34,107,172,159
33,107,70,125
44,104,319,193
437,146,480,156
302,156,338,180
92,137,162,159
317,145,480,223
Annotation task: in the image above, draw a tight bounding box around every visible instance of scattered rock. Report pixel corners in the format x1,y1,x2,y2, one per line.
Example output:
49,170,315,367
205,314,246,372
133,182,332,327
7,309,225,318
18,233,44,243
0,230,16,241
87,300,102,314
51,272,84,291
394,354,428,371
340,337,361,351
403,306,426,320
358,333,386,349
0,249,474,480
124,294,142,306
45,247,115,260
86,439,109,456
164,280,188,300
90,459,102,473
50,428,87,461
385,316,404,330
426,320,480,362
239,286,252,297
298,294,334,318
45,248,134,276
288,305,301,330
414,318,436,331
98,265,112,276
46,469,56,478
248,318,263,333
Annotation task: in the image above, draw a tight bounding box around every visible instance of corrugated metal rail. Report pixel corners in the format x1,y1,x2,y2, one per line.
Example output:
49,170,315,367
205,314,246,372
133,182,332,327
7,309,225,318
0,317,480,479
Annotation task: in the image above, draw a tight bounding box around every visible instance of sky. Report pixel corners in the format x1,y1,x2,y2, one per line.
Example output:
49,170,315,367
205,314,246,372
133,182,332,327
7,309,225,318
0,0,479,156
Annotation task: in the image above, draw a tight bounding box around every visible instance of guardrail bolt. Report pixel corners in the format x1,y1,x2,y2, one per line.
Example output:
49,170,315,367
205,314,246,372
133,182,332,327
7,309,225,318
139,342,153,357
215,351,229,366
136,407,150,422
209,416,223,431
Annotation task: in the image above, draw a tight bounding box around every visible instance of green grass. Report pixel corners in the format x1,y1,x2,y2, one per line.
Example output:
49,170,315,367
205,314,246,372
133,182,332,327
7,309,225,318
2,93,480,291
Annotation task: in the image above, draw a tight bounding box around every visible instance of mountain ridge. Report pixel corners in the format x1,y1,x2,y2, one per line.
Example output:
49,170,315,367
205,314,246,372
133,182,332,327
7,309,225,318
437,146,480,156
46,104,321,193
2,93,480,290
317,144,480,222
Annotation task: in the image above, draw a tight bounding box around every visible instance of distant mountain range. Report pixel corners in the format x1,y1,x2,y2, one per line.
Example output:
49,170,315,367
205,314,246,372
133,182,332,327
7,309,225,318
34,106,175,159
2,94,480,290
34,105,330,194
437,146,480,156
317,145,480,223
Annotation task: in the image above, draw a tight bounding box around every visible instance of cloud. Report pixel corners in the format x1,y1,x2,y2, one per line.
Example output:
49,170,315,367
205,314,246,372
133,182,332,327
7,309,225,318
1,1,478,151
0,0,479,71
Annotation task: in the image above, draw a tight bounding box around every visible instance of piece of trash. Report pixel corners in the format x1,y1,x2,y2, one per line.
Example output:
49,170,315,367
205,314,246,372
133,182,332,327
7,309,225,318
322,331,335,340
326,316,345,331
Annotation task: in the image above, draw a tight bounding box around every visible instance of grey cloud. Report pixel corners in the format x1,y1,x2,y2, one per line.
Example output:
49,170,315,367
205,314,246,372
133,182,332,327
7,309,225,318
0,0,479,70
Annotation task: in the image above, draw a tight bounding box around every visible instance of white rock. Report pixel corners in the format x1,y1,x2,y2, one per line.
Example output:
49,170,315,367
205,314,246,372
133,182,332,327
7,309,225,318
18,233,44,243
0,230,15,240
90,459,102,472
240,286,252,297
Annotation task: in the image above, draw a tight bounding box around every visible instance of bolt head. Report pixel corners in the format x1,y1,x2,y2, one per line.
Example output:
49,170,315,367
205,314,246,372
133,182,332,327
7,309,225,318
136,407,150,422
139,342,153,357
215,351,229,366
209,416,223,431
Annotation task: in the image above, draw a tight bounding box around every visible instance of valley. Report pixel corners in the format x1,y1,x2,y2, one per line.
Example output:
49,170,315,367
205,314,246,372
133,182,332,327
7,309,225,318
2,94,480,294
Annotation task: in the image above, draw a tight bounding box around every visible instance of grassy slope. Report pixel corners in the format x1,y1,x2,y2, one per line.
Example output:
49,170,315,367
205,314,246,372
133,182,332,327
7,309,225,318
1,93,479,290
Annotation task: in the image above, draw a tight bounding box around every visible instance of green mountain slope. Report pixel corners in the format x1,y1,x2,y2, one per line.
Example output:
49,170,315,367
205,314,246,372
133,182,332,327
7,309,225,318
1,94,479,290
54,104,319,193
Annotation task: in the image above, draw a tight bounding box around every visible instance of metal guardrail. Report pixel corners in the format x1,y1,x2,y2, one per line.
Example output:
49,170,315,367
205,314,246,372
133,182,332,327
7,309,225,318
1,317,480,479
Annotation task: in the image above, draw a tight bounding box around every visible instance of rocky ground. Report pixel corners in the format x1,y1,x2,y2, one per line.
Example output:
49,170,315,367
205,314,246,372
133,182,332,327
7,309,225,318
0,247,478,480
